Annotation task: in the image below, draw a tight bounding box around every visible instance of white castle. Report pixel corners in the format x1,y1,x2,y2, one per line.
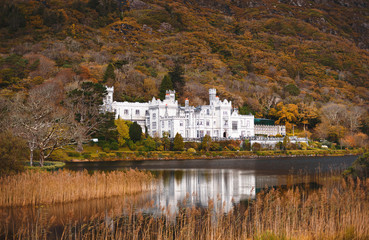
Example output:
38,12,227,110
103,87,285,139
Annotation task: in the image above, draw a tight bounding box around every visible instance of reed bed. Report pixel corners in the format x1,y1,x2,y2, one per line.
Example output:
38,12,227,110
0,169,154,207
2,177,369,240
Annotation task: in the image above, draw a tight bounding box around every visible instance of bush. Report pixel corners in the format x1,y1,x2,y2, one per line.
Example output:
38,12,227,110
109,142,119,150
252,143,262,152
66,151,81,158
127,140,137,151
187,148,196,153
344,152,369,179
50,149,69,161
144,137,156,151
0,131,27,175
82,153,91,159
210,142,221,151
284,84,300,96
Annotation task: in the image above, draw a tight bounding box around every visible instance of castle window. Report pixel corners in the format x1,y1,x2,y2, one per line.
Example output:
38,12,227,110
162,121,164,128
180,121,183,126
152,122,156,130
223,111,228,116
206,120,210,126
206,131,210,136
135,109,140,115
207,109,210,115
124,109,129,115
232,121,238,130
224,120,228,126
246,120,250,127
153,113,156,119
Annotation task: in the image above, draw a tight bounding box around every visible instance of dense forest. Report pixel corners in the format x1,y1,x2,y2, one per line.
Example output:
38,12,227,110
0,0,368,149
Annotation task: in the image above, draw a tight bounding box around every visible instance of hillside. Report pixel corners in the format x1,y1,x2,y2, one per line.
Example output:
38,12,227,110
0,0,368,145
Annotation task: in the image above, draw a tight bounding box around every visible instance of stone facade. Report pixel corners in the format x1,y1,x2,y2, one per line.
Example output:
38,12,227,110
103,87,285,139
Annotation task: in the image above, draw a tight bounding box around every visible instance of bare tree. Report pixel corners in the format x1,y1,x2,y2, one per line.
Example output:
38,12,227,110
65,82,108,152
345,106,365,132
11,82,71,166
320,103,347,126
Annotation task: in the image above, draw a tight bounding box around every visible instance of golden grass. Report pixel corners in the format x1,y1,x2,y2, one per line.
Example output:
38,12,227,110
2,177,368,239
0,169,154,207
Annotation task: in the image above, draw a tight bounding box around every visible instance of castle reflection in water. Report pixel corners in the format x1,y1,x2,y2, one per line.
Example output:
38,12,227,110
146,169,281,215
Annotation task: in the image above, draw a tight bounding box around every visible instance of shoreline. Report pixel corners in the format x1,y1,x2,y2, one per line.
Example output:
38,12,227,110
66,149,362,163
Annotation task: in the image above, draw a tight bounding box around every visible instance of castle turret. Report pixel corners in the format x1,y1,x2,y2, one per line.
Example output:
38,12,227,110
209,88,216,103
104,86,114,112
165,90,176,102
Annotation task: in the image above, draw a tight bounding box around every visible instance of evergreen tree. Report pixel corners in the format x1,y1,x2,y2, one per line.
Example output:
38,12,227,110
159,75,173,100
103,63,115,82
129,122,142,142
173,133,184,151
169,62,185,95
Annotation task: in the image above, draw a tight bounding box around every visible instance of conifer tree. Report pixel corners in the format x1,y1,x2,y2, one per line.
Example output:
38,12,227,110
173,133,184,151
159,75,173,100
169,62,185,95
129,122,142,142
103,63,115,82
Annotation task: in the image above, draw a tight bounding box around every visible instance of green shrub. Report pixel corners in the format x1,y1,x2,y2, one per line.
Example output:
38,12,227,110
82,153,91,159
66,151,81,158
50,149,69,161
109,142,119,150
127,140,137,151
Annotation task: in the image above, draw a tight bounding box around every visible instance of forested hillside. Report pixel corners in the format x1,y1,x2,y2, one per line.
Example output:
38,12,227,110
0,0,368,146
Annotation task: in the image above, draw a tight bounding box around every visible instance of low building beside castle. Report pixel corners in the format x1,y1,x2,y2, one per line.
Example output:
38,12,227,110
103,87,286,139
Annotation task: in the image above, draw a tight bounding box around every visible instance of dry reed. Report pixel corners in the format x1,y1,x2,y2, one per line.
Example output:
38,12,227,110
0,169,154,207
2,176,368,240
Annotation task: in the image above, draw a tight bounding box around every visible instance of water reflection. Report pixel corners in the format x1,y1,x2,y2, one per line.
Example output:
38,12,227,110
148,169,257,214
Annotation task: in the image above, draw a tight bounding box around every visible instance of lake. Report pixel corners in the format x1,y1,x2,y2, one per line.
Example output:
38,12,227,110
1,155,357,236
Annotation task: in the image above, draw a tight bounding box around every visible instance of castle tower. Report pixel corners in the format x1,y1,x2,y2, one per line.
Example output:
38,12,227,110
165,90,176,102
209,88,216,103
106,86,114,104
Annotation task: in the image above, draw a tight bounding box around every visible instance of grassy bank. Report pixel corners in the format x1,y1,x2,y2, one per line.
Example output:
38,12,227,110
0,169,154,207
3,177,368,239
62,148,363,162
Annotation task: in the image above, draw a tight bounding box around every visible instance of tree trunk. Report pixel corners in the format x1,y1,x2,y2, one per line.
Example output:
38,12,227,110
39,151,45,167
77,139,84,152
29,149,33,167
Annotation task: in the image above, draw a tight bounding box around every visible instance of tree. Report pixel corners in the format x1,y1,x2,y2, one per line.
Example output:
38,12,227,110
11,82,71,166
103,63,115,82
201,134,212,152
173,133,184,151
115,118,130,146
66,82,108,152
143,137,156,151
162,131,171,151
0,131,27,175
169,62,185,95
282,135,291,150
129,122,142,142
284,84,300,96
159,75,173,100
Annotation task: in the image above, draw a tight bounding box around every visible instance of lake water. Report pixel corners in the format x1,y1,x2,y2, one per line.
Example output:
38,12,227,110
1,155,357,236
64,155,357,215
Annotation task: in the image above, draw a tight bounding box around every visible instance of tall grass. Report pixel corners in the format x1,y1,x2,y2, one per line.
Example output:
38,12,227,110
0,169,154,207
2,177,368,239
